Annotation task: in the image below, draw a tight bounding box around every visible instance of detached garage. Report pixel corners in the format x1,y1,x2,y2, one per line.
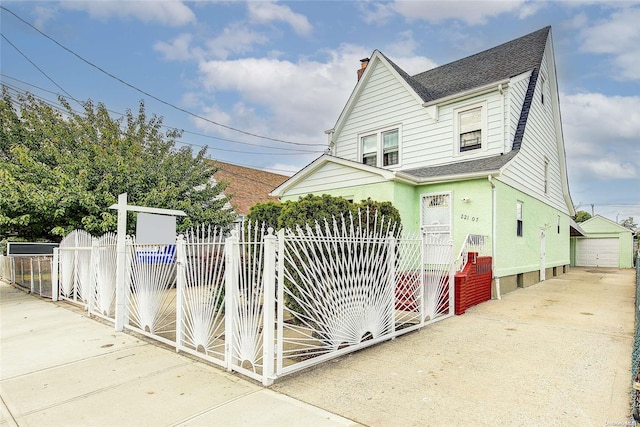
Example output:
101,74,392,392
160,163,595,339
571,215,634,269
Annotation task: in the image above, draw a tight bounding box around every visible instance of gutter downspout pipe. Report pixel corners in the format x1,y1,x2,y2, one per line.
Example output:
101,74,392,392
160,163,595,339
488,175,501,300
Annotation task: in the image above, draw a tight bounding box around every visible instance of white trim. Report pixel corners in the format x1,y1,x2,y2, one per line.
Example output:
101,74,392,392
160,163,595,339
421,79,510,108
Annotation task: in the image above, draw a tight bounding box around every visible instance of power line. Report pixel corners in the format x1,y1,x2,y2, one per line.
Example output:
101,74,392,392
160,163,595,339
0,5,325,147
1,84,311,174
2,74,319,154
1,34,81,107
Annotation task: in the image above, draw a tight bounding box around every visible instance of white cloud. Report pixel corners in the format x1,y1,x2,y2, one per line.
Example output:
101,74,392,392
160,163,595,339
562,92,640,180
61,0,196,27
247,1,312,36
578,6,640,80
154,33,201,61
192,44,438,150
388,0,531,25
205,23,269,60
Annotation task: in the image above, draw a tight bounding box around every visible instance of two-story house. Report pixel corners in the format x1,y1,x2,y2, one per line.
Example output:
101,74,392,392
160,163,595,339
272,26,576,296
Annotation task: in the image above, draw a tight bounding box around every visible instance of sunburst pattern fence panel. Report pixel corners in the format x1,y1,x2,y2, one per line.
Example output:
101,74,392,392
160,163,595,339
58,230,93,305
90,233,118,321
227,223,269,383
125,238,177,345
177,226,227,367
275,213,430,377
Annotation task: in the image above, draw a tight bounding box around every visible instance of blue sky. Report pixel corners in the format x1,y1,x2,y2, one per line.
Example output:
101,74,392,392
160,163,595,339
1,1,639,223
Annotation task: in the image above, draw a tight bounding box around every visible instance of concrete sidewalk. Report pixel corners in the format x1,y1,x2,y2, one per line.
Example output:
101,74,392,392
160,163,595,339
1,267,636,426
273,267,636,426
0,282,359,427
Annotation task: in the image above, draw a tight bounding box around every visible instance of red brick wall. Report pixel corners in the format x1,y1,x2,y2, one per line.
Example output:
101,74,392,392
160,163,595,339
454,255,492,315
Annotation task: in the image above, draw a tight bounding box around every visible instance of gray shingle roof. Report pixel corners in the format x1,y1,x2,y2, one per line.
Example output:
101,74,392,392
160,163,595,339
400,151,518,180
388,26,550,103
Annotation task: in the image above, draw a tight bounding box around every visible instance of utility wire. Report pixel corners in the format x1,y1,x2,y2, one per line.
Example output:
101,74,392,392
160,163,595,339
2,84,312,173
1,34,82,107
2,81,322,157
1,5,325,147
2,74,320,154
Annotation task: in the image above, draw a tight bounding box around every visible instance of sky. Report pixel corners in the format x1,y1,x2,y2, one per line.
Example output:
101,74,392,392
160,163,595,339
1,1,639,224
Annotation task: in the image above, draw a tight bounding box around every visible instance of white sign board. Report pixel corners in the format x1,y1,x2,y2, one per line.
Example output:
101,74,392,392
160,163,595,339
135,212,176,245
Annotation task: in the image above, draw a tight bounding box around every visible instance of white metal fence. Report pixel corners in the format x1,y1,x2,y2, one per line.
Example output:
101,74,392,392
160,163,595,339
50,213,456,385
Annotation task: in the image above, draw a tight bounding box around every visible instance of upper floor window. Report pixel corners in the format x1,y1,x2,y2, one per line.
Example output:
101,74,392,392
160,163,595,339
360,126,400,168
454,102,487,155
540,74,548,106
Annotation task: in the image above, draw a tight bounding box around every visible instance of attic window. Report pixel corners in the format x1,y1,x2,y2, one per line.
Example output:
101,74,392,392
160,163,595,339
362,134,377,166
540,74,548,105
360,126,401,168
454,103,486,155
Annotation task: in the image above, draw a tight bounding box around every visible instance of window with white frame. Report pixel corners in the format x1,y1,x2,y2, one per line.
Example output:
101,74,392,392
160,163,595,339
454,103,486,154
557,215,561,234
516,201,523,237
360,126,400,167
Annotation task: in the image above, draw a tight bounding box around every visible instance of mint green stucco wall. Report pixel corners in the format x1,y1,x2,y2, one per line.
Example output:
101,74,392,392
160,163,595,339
494,180,570,277
281,177,571,279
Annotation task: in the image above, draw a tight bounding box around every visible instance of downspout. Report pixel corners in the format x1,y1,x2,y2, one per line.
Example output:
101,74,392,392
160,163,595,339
488,175,501,300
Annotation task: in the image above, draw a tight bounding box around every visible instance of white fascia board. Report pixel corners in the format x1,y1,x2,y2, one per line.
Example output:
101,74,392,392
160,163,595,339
421,78,510,108
270,155,401,197
395,170,500,184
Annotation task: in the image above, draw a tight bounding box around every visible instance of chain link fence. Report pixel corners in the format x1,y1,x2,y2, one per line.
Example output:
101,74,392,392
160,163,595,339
0,255,54,298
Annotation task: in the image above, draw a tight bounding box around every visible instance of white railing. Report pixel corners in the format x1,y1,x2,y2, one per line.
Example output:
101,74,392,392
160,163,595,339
51,213,457,385
454,234,490,273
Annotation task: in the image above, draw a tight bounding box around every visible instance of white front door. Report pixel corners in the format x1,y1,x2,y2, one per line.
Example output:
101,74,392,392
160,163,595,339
421,192,452,245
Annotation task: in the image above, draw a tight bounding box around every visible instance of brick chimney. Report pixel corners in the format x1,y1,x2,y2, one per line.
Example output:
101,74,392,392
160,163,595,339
357,57,369,81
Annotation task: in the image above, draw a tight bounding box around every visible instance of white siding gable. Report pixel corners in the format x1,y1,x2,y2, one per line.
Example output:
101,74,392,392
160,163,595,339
333,57,513,171
500,38,569,214
283,161,388,198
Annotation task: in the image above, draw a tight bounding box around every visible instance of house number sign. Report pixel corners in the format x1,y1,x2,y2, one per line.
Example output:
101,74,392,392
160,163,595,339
460,213,480,222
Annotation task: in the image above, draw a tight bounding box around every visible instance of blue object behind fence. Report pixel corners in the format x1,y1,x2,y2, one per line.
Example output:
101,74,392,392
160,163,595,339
136,245,176,264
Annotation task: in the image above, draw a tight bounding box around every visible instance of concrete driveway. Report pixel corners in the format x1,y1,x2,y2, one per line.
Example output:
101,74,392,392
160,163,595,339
272,267,636,426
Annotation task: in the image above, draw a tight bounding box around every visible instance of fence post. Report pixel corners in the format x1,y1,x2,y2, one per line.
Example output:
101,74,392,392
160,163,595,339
52,249,59,301
262,228,276,386
224,230,239,371
114,192,128,331
448,238,455,317
276,228,285,376
419,233,426,326
88,238,98,314
388,236,396,334
175,234,186,352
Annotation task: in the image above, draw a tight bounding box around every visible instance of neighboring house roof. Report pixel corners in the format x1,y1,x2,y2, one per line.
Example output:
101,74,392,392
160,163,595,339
570,219,586,237
210,161,289,215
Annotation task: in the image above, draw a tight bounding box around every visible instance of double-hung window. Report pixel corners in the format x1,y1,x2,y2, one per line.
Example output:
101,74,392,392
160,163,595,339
454,102,487,155
360,126,400,168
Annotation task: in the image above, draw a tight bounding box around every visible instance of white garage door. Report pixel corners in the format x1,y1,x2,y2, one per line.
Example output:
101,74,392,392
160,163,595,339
575,238,619,267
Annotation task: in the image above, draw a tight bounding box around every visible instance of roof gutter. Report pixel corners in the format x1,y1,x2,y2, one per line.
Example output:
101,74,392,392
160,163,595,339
422,78,510,108
395,169,501,184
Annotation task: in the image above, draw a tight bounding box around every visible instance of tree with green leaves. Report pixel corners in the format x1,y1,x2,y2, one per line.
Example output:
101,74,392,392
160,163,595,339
0,87,237,241
619,217,637,231
574,210,592,223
